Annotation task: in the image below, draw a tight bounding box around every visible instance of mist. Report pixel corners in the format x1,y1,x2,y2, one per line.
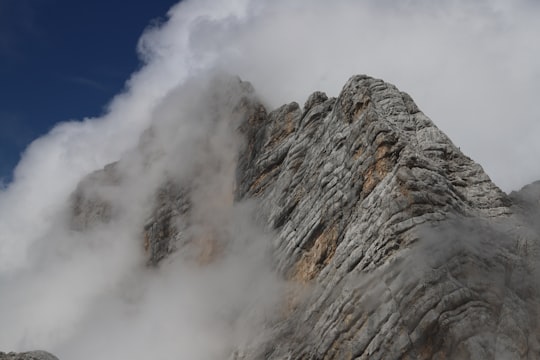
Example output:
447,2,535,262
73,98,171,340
0,72,283,359
0,0,539,358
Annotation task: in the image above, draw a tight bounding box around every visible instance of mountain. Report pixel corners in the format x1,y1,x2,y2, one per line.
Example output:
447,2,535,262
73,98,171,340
232,75,540,359
4,74,540,359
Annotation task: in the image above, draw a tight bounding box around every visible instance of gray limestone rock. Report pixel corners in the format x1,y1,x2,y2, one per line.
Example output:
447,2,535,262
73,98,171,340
0,351,59,360
233,75,540,359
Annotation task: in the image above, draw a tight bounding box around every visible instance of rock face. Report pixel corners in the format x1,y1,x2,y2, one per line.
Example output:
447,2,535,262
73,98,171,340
15,74,540,359
234,75,540,359
0,351,59,360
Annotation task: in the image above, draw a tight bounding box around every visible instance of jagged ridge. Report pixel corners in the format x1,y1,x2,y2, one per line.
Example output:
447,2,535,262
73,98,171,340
234,75,540,359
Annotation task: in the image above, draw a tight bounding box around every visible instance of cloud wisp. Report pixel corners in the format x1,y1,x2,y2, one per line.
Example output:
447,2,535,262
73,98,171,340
0,0,539,359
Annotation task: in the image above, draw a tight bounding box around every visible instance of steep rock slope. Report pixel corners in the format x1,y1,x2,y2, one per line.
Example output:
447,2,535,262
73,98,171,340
234,75,540,359
69,75,265,267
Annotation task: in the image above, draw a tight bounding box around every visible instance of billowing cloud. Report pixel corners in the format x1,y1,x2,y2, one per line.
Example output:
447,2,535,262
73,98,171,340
0,0,539,359
192,0,540,192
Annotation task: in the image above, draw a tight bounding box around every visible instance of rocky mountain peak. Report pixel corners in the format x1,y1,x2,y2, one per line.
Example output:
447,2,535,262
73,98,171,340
239,75,511,276
235,75,540,359
6,74,540,360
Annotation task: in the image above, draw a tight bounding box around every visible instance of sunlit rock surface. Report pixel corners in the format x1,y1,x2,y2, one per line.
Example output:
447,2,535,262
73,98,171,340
25,75,540,359
233,75,540,359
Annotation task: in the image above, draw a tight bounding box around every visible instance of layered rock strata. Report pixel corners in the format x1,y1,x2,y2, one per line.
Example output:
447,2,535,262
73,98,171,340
233,75,540,359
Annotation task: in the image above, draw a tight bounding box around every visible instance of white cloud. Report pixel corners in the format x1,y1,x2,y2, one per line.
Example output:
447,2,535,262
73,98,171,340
195,0,540,192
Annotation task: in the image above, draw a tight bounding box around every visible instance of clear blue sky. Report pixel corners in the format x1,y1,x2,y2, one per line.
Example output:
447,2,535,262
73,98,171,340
0,0,179,183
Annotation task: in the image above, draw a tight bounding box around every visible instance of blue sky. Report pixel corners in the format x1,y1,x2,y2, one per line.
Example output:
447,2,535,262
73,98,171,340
0,0,178,183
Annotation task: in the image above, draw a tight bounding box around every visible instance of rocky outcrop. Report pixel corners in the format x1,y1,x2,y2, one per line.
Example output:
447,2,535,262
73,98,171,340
67,74,266,268
28,74,540,359
71,162,120,230
0,351,58,360
233,75,540,359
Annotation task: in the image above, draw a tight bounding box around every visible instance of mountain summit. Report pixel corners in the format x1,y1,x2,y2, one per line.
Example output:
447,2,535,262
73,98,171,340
233,75,540,359
4,75,540,360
